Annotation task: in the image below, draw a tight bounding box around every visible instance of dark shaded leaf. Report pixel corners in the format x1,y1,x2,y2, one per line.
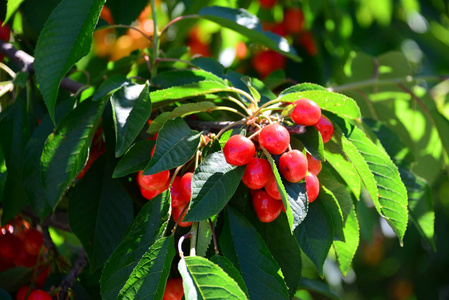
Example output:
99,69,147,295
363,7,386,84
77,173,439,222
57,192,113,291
93,75,131,101
112,140,154,178
210,255,249,297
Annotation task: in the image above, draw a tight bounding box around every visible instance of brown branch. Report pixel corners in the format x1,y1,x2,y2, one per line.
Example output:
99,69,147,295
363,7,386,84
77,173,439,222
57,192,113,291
21,206,71,232
0,40,85,94
55,250,88,300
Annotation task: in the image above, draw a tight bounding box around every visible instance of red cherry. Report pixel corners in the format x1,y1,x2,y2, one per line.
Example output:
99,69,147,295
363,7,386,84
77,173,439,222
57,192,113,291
172,205,192,228
251,50,286,79
252,190,283,223
33,265,51,288
16,286,36,300
0,22,10,42
299,31,317,56
290,98,321,126
27,290,52,300
306,153,322,175
259,0,277,9
305,172,320,203
265,175,282,200
242,158,272,190
180,172,194,202
258,123,290,155
279,150,308,183
23,229,44,256
283,8,304,34
170,176,189,208
0,232,21,260
140,179,170,200
223,135,255,166
163,278,184,300
13,247,38,267
137,170,171,191
314,116,334,143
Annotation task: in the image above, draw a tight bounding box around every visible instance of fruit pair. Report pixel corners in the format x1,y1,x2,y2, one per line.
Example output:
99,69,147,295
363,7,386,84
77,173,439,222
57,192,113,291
16,287,51,300
137,147,171,200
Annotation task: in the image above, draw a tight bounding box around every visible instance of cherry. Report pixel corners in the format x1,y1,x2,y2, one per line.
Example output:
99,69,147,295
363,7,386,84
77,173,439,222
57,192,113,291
252,190,283,223
242,157,272,190
298,31,318,56
314,116,334,143
14,247,38,268
290,98,321,126
283,8,304,34
0,22,10,42
140,179,170,200
258,123,290,155
279,150,308,183
23,229,44,256
180,172,194,203
33,265,51,288
259,0,277,9
26,290,52,300
172,205,192,228
265,175,282,200
16,286,36,300
170,176,189,208
163,278,184,300
0,255,14,271
0,232,21,259
223,135,255,166
137,169,171,191
306,153,322,175
251,50,286,79
305,172,320,203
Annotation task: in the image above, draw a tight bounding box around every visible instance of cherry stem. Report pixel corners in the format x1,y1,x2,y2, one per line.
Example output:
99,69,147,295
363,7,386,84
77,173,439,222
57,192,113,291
172,203,190,233
248,128,261,140
151,0,160,77
208,218,219,255
190,222,198,256
213,106,248,118
229,87,258,108
177,232,192,259
215,119,246,139
57,250,88,299
223,96,252,116
159,15,199,38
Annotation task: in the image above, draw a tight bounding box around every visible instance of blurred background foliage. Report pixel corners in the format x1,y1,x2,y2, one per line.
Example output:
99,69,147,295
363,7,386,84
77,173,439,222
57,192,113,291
2,0,449,299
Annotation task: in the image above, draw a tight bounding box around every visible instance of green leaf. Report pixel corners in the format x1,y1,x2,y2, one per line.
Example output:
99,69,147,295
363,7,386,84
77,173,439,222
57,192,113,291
320,186,345,241
278,90,361,120
265,213,302,297
22,99,75,219
210,255,249,297
241,76,261,102
118,236,175,299
151,69,226,89
0,267,31,293
41,99,105,209
279,83,327,96
112,140,154,178
93,75,131,101
199,6,300,62
294,200,333,276
298,278,339,300
196,219,214,257
344,125,408,244
179,256,248,300
0,146,7,202
107,0,148,25
0,288,12,300
111,83,152,157
144,118,201,175
400,168,435,250
183,151,245,222
226,70,276,105
220,207,290,300
295,126,325,161
150,81,229,109
333,205,360,276
34,0,104,122
148,102,216,134
4,0,25,24
263,150,308,231
100,193,170,300
69,158,133,271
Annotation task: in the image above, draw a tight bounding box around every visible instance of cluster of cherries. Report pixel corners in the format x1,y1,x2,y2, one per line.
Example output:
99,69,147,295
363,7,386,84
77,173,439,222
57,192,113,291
223,98,333,223
0,218,52,299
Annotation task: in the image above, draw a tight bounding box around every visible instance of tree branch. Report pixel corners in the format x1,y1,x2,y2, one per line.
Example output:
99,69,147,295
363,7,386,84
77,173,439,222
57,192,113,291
56,250,88,300
0,40,85,94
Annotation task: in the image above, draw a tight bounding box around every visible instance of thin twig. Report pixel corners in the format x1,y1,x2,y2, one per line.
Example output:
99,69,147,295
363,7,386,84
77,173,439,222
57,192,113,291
57,250,88,299
208,218,219,255
177,232,192,258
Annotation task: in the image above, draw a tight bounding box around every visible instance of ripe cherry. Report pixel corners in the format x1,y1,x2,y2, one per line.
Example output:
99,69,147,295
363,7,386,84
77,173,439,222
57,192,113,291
26,290,52,300
14,247,38,268
170,176,189,208
180,172,194,202
0,232,21,259
252,190,283,223
298,31,318,56
23,229,44,256
16,286,36,300
140,179,170,200
258,123,290,155
223,135,255,166
242,157,272,190
259,0,276,9
305,172,320,203
163,278,184,300
137,170,171,191
172,205,192,228
265,175,282,200
314,116,334,143
279,150,308,183
283,8,304,34
290,98,321,126
0,22,10,42
251,50,286,79
306,153,322,175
